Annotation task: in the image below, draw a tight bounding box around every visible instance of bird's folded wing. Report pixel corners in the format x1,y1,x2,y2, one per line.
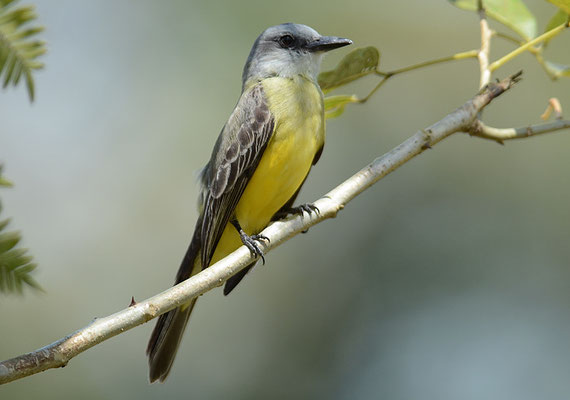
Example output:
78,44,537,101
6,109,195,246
200,84,275,269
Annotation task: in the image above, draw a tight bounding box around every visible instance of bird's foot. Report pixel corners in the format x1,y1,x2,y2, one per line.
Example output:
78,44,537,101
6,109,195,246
240,233,269,264
232,220,269,264
274,203,320,220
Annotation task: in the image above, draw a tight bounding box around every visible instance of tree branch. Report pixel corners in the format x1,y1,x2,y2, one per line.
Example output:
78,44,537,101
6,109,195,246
468,119,570,143
477,0,492,88
0,73,534,385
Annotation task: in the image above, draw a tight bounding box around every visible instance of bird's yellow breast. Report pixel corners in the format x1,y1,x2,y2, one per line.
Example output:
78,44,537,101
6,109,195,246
207,76,324,265
235,76,324,233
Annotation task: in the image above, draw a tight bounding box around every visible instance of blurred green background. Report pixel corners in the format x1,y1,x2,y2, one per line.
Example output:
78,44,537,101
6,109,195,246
2,0,570,398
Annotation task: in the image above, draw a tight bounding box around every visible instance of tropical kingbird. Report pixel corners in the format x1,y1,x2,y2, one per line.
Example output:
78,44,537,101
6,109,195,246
147,23,351,382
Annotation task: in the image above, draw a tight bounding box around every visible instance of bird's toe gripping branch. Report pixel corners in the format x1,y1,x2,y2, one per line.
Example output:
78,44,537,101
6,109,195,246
231,220,269,264
273,203,321,220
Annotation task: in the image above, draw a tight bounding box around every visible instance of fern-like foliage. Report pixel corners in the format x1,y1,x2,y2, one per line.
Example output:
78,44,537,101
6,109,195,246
0,0,45,101
0,166,41,294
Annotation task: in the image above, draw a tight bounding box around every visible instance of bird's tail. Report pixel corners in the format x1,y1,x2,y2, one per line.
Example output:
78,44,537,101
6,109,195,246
146,220,202,383
146,299,196,383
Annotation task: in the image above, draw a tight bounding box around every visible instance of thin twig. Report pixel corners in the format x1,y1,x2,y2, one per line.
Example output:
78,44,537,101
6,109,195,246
376,50,478,77
490,22,568,72
357,50,479,104
478,0,492,88
492,31,559,79
358,76,389,103
0,73,532,385
468,119,570,142
541,98,563,121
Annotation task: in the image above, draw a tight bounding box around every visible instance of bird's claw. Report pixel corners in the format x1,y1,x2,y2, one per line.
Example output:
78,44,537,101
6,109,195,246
296,203,320,216
239,232,268,264
274,203,320,220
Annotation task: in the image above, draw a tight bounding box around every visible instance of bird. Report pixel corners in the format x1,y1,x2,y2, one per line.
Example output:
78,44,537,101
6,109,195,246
146,22,351,383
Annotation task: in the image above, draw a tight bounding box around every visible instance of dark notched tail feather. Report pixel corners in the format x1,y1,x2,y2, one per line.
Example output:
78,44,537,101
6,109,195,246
147,214,263,380
146,224,202,383
223,263,254,295
146,300,196,383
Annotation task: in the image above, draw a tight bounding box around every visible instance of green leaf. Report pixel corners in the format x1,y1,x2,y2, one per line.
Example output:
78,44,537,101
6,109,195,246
0,165,13,187
0,1,18,7
545,9,569,32
543,60,570,79
449,0,537,40
318,46,380,93
0,0,46,101
547,0,570,14
0,230,20,253
324,94,359,119
0,218,10,231
0,171,42,295
544,9,569,46
0,234,42,294
0,175,13,187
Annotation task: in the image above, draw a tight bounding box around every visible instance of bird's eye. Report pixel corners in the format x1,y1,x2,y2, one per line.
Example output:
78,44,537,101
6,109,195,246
278,34,295,48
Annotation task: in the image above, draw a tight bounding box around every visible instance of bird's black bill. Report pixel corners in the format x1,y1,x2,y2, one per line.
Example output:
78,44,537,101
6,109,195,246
307,36,352,52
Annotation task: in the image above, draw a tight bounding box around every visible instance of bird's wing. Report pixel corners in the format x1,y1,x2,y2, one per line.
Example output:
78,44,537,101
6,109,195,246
199,83,275,269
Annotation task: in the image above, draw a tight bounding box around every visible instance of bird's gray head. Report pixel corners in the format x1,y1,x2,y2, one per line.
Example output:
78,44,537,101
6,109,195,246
242,23,352,89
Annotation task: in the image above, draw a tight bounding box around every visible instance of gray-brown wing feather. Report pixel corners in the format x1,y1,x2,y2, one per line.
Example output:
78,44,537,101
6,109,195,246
147,84,274,383
200,84,275,269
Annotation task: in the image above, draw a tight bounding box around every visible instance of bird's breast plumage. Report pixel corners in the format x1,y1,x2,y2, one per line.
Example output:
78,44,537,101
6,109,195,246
234,76,324,233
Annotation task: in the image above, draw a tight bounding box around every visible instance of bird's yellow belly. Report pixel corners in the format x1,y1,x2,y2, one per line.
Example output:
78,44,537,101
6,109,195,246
236,121,319,232
208,76,324,265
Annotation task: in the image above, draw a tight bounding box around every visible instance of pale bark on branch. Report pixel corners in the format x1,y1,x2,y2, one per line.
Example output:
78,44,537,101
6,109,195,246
1,72,568,385
477,0,492,89
469,119,570,143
